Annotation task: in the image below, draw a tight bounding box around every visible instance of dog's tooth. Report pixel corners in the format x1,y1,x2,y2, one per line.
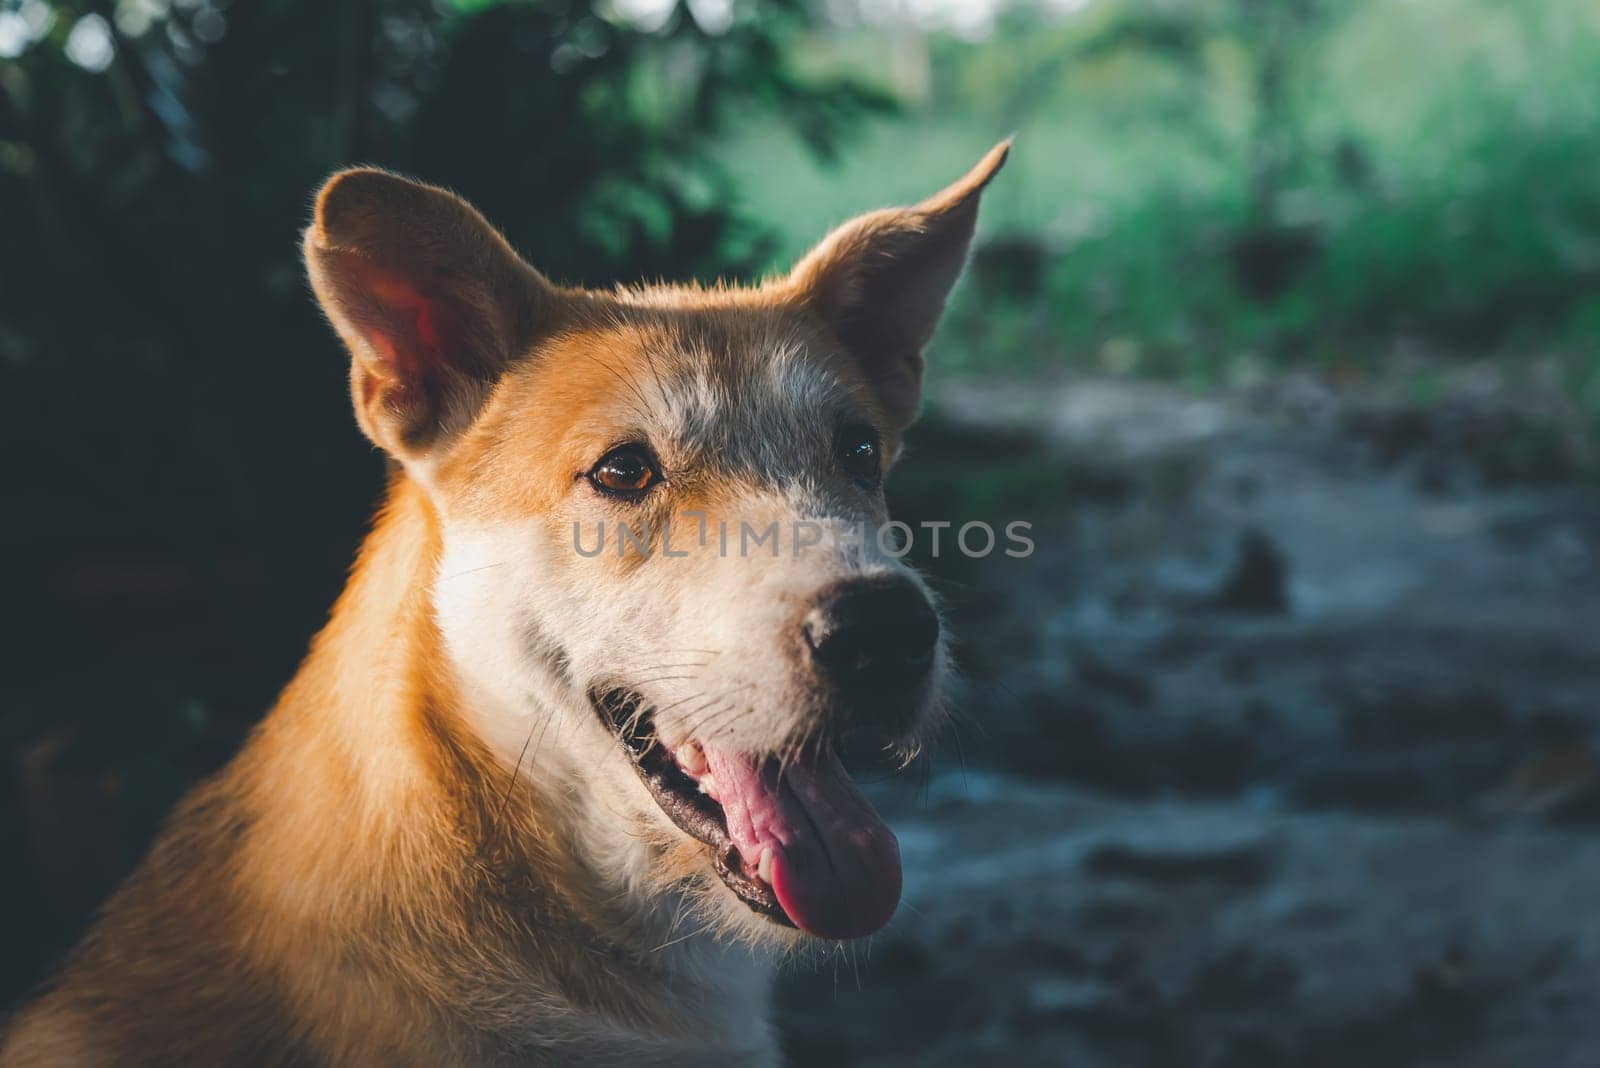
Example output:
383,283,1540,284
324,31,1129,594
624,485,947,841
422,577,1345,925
678,743,707,777
699,775,719,801
757,847,774,884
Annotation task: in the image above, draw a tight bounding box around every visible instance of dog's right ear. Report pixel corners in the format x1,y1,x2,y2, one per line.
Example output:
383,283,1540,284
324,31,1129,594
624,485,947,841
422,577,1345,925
304,169,552,458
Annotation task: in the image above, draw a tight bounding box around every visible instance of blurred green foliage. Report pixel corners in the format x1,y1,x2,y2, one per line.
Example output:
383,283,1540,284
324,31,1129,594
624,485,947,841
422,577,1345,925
724,0,1600,415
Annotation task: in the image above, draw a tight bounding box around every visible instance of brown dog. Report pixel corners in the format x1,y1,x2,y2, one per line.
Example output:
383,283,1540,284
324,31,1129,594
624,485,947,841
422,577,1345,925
1,141,1007,1066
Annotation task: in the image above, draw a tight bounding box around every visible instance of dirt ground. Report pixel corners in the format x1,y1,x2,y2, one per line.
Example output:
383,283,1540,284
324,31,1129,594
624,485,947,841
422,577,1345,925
778,373,1600,1067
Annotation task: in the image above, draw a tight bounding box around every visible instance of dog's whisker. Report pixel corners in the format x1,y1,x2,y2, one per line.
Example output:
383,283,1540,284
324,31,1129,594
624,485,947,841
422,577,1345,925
644,674,745,723
680,687,749,728
479,707,558,857
629,656,711,672
650,916,717,955
435,561,506,583
650,688,713,718
676,701,737,748
640,344,673,416
668,682,756,740
622,673,699,688
678,691,755,745
578,349,656,422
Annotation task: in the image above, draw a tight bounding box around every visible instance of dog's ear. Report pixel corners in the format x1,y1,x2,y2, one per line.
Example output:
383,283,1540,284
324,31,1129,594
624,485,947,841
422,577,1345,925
304,169,553,457
787,139,1009,428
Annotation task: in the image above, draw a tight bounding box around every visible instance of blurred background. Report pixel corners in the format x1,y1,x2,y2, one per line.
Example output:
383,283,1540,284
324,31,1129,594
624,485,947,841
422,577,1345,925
5,0,1600,1063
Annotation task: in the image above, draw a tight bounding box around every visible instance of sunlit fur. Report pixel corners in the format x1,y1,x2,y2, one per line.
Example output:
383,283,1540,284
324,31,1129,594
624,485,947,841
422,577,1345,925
0,142,1007,1066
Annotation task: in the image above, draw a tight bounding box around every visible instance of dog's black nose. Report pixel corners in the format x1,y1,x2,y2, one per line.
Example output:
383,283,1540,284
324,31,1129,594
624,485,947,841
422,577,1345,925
803,576,940,695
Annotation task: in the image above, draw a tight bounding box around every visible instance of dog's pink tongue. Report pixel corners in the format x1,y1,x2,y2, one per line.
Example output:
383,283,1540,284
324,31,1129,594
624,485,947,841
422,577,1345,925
703,745,901,940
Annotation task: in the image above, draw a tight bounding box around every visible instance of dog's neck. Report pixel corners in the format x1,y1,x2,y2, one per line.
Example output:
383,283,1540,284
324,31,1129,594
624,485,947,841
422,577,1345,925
235,471,776,1062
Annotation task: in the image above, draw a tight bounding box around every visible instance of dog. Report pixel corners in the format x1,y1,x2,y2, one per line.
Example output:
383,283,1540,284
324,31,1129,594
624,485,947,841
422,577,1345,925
1,140,1008,1066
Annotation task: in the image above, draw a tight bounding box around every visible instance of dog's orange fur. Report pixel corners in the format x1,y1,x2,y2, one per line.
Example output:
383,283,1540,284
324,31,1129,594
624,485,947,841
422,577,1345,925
1,141,1007,1066
3,478,719,1064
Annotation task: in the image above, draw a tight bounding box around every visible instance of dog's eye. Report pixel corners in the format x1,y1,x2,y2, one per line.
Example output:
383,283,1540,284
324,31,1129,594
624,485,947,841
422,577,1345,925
836,425,882,485
589,445,660,497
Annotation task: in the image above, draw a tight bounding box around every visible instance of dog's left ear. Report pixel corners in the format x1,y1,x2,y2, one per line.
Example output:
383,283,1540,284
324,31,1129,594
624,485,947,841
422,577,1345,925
787,139,1010,428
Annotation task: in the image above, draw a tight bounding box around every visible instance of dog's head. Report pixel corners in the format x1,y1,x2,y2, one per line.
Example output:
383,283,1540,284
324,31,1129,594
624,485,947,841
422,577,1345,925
303,143,1007,944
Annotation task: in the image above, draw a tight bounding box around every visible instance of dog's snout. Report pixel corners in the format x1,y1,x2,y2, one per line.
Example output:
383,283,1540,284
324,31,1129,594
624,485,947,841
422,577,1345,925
803,577,939,695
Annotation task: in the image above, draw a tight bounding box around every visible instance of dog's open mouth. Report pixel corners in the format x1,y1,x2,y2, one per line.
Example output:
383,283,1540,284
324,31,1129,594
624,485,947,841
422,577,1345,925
591,688,902,940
